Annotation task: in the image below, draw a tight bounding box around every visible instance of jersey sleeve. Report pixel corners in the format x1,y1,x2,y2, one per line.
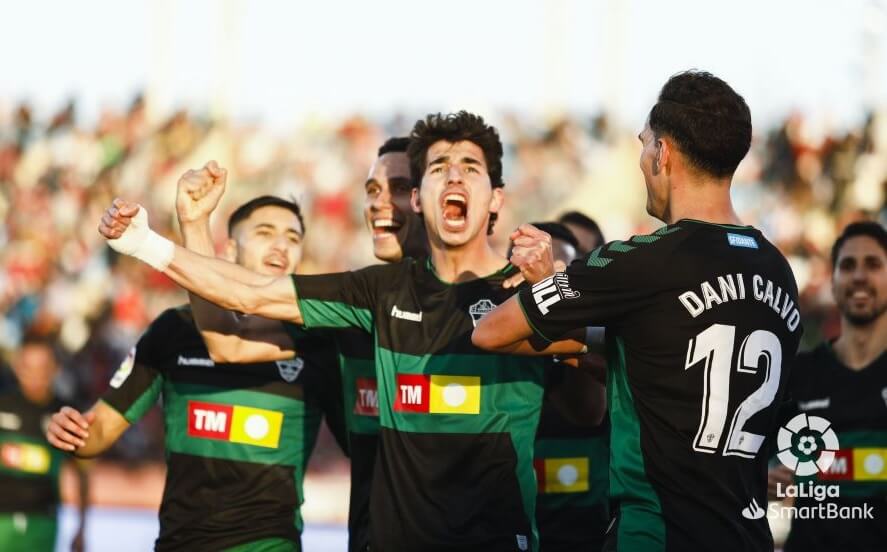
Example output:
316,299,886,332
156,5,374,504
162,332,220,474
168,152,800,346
518,230,681,341
100,310,177,423
292,265,391,333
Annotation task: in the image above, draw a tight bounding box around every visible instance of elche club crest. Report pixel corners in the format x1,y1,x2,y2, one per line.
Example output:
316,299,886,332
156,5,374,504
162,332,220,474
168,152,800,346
276,358,305,383
469,299,496,327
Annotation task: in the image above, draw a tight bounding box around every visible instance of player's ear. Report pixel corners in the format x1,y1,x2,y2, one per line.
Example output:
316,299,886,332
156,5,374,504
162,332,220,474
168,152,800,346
410,187,422,214
658,138,673,175
489,186,505,215
223,238,238,262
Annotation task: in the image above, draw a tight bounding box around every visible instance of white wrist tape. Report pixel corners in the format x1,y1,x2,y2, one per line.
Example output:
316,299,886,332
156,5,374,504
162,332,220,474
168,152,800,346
106,206,175,271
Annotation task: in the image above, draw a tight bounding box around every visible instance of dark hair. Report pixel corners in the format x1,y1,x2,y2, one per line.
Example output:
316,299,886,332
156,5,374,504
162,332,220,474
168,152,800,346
558,211,605,244
831,221,887,269
407,111,504,234
530,221,580,251
378,136,410,157
648,70,752,178
20,331,56,351
227,196,306,237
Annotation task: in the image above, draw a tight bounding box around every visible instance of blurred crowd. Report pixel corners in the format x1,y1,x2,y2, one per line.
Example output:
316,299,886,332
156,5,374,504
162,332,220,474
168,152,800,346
1,97,886,463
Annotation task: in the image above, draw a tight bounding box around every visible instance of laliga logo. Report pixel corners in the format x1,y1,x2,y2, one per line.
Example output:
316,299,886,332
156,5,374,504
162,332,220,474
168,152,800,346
776,413,840,476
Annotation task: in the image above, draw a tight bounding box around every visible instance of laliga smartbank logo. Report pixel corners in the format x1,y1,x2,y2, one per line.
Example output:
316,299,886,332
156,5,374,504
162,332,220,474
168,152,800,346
741,413,874,521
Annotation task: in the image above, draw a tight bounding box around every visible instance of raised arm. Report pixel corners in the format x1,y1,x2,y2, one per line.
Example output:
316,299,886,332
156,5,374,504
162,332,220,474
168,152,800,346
175,162,298,363
99,198,302,324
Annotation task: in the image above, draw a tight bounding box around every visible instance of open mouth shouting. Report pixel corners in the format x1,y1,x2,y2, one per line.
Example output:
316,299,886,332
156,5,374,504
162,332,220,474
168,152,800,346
372,217,403,241
440,191,468,232
263,254,289,274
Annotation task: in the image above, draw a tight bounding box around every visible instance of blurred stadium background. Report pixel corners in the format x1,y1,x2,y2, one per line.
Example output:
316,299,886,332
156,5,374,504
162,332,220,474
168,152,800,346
2,1,887,550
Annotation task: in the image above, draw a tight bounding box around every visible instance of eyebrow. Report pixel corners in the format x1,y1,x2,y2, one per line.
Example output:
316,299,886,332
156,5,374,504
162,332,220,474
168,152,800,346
428,155,483,167
254,222,303,236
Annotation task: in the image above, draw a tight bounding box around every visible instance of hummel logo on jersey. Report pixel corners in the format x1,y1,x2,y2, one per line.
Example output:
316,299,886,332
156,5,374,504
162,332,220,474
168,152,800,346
798,397,830,411
187,401,283,448
0,442,51,474
391,305,422,322
532,272,581,315
394,374,481,414
469,299,496,327
534,457,589,493
741,498,766,520
354,377,379,416
178,356,215,367
727,233,759,249
276,358,304,382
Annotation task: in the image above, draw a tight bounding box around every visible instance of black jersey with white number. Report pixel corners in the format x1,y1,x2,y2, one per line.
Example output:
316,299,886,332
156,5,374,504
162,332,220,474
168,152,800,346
519,219,802,552
292,258,546,551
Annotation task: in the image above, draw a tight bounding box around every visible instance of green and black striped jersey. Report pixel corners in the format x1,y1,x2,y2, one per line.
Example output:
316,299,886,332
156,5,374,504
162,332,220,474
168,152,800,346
534,363,610,552
292,258,546,551
332,328,378,552
101,306,344,552
781,343,887,550
519,219,802,552
0,389,65,517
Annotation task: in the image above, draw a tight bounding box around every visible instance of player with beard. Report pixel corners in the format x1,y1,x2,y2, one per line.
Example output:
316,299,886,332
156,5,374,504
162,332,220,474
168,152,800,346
95,112,598,551
770,221,887,551
475,71,802,551
47,186,345,552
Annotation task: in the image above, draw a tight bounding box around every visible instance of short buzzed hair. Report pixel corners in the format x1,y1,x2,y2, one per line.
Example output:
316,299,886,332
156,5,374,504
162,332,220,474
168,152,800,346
227,196,306,237
378,136,410,157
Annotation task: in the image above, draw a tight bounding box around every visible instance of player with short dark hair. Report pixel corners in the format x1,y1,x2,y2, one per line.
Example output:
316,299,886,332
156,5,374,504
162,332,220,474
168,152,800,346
48,179,345,552
474,70,802,551
772,221,887,551
558,211,605,255
0,334,88,552
97,112,577,551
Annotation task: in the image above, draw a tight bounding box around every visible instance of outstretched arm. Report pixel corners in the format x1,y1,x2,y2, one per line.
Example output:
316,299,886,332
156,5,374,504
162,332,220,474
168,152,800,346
175,162,298,363
99,198,302,324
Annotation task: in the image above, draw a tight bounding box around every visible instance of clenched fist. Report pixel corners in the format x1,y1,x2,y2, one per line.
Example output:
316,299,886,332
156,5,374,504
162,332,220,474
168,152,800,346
176,160,227,224
504,224,564,288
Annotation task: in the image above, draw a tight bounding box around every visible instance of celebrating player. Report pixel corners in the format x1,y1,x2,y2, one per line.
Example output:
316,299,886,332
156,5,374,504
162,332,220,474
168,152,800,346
96,112,598,550
474,71,803,551
48,191,345,551
775,221,887,551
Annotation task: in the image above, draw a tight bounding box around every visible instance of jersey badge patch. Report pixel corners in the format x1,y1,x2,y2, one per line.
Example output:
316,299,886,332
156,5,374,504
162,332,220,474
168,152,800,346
354,377,379,416
187,401,283,449
727,233,758,249
110,347,136,389
534,456,589,493
0,412,22,431
276,358,305,383
0,442,51,474
394,374,481,414
469,299,496,327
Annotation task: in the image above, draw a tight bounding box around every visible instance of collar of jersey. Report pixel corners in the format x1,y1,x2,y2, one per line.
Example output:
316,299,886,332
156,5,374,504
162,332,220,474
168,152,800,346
678,218,756,230
424,257,516,286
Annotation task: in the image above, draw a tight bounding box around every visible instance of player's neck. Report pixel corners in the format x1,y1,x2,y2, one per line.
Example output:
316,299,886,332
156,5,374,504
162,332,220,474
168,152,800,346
665,179,742,226
429,236,506,284
834,315,887,370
